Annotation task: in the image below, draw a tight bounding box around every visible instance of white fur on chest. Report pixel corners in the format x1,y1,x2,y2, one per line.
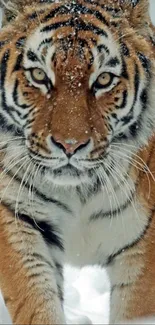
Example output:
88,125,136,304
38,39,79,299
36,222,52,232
63,189,148,267
1,172,148,270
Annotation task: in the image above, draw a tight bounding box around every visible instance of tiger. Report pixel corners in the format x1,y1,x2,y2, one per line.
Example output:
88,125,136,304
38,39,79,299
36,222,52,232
0,0,155,323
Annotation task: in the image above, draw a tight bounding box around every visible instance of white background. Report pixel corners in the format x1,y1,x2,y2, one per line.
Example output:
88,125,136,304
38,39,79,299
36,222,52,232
150,0,155,24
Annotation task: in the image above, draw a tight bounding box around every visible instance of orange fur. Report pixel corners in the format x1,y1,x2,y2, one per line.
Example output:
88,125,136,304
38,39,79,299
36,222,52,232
0,205,64,324
0,0,155,324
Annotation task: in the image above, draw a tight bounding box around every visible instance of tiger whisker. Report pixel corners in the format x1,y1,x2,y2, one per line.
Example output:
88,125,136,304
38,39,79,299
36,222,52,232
15,160,33,221
95,167,115,222
96,162,122,224
111,144,155,183
0,136,25,148
99,160,126,227
100,162,127,233
28,162,38,219
29,162,44,231
0,155,29,204
110,160,142,226
110,149,145,172
110,149,151,200
0,151,27,185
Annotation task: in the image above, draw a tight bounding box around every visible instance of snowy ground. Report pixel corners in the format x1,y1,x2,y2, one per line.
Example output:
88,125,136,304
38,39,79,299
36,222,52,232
64,266,110,324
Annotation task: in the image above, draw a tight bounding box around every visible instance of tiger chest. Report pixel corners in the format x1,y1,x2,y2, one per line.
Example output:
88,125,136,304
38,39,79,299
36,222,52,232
62,190,149,268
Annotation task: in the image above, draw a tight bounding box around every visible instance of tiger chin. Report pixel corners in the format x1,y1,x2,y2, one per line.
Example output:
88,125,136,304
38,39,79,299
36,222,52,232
0,0,155,324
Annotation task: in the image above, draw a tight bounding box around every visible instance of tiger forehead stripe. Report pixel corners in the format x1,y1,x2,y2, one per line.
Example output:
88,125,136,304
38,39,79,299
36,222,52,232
26,0,121,22
40,18,108,37
41,3,109,26
38,1,111,36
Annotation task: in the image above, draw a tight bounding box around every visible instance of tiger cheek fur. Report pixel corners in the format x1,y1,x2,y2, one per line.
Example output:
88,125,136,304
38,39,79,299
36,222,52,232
0,0,155,324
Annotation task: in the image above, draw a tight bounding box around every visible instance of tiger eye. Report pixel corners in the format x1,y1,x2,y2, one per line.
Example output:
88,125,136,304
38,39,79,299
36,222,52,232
97,72,111,86
31,68,46,83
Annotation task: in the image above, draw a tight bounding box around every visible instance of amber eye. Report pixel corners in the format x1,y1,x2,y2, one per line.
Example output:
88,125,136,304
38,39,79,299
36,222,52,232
30,68,47,84
96,72,114,88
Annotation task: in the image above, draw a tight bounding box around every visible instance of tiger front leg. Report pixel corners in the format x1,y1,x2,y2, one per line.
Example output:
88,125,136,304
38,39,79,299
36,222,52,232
0,205,65,325
107,235,155,324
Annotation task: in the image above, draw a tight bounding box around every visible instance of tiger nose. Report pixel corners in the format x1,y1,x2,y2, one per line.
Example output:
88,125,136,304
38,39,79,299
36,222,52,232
51,136,90,156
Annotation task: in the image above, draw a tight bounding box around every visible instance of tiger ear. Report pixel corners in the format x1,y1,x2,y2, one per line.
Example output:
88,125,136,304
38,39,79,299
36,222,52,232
0,0,40,25
119,0,150,31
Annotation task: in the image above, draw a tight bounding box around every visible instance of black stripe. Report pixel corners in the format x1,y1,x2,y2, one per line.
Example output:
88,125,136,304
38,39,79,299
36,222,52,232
42,5,69,22
121,42,130,57
140,89,147,107
28,148,55,160
97,44,110,54
41,18,74,32
16,37,26,49
138,52,151,75
121,63,140,126
0,50,21,122
110,21,118,27
83,0,120,14
129,121,140,137
121,57,128,79
76,19,108,37
41,17,108,37
116,90,127,109
0,113,23,136
42,3,109,27
121,114,132,125
0,40,9,49
27,50,40,63
27,9,45,21
19,108,34,121
31,252,54,269
0,51,21,124
55,262,63,277
106,57,120,68
57,284,64,302
133,63,140,103
0,49,10,87
82,6,109,27
34,187,71,214
12,52,23,72
13,79,31,109
38,37,53,50
89,190,135,221
78,38,94,66
1,168,72,214
18,213,64,251
127,63,140,118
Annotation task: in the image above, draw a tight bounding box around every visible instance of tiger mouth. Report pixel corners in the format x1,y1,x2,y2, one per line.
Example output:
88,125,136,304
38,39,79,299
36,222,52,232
42,162,96,180
52,164,82,177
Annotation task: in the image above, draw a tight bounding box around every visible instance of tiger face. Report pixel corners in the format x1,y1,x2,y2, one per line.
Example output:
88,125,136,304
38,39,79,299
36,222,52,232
0,0,155,186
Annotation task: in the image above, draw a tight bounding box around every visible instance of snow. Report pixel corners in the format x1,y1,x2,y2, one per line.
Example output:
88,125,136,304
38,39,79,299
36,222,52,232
64,266,110,324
